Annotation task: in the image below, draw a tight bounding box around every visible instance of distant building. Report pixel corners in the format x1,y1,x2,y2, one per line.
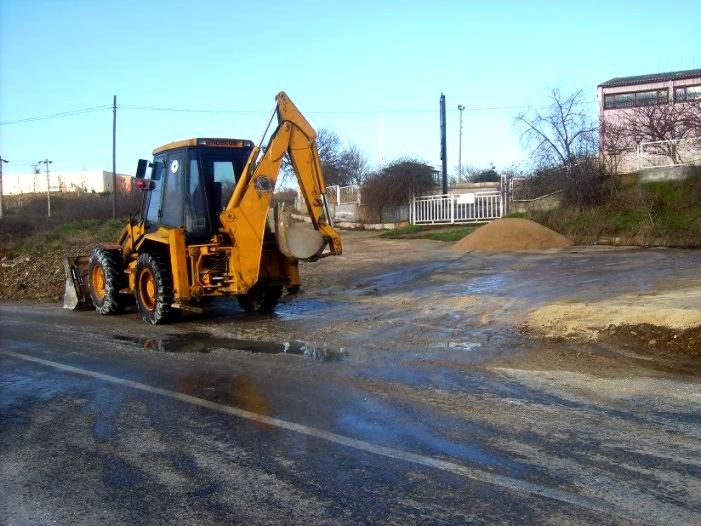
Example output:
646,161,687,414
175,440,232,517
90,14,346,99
598,68,701,173
3,170,132,195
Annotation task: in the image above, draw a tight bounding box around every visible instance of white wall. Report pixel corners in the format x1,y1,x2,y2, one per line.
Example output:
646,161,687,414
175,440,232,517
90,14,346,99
2,170,129,195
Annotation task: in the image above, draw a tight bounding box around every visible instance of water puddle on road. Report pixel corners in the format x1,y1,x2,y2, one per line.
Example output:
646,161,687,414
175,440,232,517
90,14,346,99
112,333,344,362
429,341,481,352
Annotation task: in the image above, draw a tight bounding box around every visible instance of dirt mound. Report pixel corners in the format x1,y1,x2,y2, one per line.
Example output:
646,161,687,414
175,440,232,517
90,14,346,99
0,241,97,301
453,218,572,252
604,324,701,356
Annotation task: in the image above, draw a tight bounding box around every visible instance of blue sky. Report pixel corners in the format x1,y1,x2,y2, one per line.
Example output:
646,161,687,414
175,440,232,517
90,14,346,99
1,0,700,179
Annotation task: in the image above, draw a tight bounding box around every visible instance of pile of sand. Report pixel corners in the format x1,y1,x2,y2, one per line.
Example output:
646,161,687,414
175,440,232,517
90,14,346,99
453,218,572,252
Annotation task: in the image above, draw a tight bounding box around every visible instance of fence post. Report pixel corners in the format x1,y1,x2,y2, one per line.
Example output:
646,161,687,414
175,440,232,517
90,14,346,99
450,194,455,224
410,192,415,225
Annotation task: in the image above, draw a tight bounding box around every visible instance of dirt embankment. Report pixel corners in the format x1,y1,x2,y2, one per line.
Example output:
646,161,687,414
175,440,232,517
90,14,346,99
453,218,572,252
521,286,701,354
0,241,97,301
604,324,701,356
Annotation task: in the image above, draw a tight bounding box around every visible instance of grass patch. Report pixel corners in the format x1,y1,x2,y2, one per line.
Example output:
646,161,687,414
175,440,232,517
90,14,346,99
381,224,477,242
379,224,425,238
5,218,124,257
519,178,701,247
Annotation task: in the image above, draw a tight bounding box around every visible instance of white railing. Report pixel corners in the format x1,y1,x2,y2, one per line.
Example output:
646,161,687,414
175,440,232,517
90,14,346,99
411,191,503,225
338,184,360,204
325,184,361,205
638,137,701,170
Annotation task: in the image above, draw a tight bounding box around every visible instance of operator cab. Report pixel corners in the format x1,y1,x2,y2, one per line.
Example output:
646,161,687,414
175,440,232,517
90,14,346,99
135,138,254,239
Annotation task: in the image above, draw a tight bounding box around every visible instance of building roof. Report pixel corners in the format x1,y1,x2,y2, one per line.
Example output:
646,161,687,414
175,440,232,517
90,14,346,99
599,68,701,88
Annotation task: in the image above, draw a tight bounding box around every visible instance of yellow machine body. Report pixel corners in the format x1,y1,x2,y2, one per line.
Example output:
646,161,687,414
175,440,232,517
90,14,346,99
64,92,342,323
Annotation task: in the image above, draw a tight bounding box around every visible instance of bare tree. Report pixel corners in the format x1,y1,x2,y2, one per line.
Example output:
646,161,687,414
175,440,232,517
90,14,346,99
604,101,701,165
315,129,343,176
452,163,481,182
517,89,598,169
599,118,629,174
281,129,369,187
337,145,369,186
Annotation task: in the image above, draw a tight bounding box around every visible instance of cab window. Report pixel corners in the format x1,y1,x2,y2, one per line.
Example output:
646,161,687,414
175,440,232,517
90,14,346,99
186,156,209,237
161,152,186,227
199,147,252,213
145,155,165,224
212,161,237,211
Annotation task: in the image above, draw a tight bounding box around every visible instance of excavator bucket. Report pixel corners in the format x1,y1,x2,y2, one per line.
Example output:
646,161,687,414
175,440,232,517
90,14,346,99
63,256,92,310
275,203,325,261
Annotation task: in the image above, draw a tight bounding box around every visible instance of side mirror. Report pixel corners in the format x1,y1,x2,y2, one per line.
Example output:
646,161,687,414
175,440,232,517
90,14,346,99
135,159,149,179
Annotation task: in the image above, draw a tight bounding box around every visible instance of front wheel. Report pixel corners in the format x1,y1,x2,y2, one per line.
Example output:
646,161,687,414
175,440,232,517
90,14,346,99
88,247,124,314
134,252,175,324
237,284,283,313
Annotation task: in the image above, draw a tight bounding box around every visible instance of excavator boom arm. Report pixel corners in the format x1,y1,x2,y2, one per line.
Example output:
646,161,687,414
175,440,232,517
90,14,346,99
219,92,342,291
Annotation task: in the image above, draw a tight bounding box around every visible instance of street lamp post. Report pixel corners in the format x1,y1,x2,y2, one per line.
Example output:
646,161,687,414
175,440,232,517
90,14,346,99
38,159,53,217
457,105,465,182
0,156,7,220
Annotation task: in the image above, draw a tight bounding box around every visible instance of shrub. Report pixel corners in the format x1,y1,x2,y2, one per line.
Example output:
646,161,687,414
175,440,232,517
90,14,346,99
361,158,435,222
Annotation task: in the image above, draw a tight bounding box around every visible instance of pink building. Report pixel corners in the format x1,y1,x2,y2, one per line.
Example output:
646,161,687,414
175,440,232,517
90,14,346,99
597,69,701,173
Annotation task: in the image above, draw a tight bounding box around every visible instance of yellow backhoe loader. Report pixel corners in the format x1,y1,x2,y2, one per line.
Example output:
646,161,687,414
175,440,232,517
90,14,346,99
64,92,342,324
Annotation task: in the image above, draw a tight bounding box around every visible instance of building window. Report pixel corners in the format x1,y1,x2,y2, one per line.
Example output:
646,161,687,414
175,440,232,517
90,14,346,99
603,88,669,109
675,85,701,102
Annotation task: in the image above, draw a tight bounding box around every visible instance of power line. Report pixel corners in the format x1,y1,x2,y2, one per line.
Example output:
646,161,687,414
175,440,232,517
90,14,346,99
119,104,444,116
118,103,554,115
119,104,266,115
0,99,600,126
0,105,112,126
121,100,597,115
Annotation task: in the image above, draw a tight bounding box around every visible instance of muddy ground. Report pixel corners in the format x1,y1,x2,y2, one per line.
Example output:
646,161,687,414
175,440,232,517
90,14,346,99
2,231,700,524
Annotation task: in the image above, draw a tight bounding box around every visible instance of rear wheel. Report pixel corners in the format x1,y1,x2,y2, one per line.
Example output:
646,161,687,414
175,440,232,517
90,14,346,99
134,252,175,324
88,247,124,314
237,284,283,313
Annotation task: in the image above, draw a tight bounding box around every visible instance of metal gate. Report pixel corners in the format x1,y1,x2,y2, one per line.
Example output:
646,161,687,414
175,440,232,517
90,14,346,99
411,191,503,225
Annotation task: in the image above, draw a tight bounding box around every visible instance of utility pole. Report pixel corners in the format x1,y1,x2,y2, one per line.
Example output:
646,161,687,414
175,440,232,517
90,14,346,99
38,159,53,217
457,105,465,182
0,156,7,220
439,93,448,195
112,95,117,219
32,164,39,193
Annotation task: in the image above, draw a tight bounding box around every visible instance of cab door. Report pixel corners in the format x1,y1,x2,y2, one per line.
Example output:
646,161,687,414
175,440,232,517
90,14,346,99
159,150,187,228
144,153,165,229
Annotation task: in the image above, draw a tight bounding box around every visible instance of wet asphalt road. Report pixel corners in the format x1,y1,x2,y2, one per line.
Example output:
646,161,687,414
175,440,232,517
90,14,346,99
2,246,701,525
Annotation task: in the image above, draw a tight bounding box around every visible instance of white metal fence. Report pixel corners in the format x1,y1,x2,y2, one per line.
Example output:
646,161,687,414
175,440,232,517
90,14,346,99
326,184,361,205
411,191,503,225
339,185,360,204
638,137,701,170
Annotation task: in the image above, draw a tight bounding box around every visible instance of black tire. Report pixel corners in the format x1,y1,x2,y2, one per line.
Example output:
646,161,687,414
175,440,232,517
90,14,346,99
237,284,283,313
134,252,175,324
88,246,124,315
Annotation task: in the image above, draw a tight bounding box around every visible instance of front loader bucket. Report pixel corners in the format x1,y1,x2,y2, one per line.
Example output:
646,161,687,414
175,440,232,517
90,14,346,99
275,203,325,261
63,256,91,310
